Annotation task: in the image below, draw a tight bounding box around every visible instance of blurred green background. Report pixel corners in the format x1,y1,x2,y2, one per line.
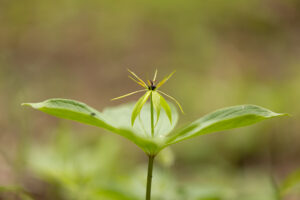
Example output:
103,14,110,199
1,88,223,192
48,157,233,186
0,0,300,199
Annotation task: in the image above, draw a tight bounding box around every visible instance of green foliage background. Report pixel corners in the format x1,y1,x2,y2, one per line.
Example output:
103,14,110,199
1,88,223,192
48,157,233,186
0,0,300,199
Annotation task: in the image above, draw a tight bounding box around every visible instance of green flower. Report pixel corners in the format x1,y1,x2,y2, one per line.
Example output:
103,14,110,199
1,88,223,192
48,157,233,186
112,69,184,127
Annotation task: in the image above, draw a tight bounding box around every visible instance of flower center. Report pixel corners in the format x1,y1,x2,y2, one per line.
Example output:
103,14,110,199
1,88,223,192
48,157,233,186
148,80,156,90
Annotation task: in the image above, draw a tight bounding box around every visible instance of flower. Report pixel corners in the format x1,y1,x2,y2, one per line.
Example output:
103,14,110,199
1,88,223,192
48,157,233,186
112,69,184,126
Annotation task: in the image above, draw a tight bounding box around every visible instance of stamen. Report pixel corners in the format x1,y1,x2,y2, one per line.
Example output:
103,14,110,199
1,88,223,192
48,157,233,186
127,69,148,88
156,71,176,89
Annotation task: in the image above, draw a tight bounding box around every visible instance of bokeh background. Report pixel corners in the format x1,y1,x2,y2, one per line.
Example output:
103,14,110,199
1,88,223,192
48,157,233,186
0,0,300,199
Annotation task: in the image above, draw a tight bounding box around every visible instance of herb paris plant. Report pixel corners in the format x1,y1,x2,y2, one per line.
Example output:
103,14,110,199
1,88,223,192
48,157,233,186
22,70,287,200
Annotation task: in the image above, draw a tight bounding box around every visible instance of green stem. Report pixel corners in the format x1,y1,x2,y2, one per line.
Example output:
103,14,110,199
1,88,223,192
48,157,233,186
146,155,155,200
150,92,154,137
147,92,155,200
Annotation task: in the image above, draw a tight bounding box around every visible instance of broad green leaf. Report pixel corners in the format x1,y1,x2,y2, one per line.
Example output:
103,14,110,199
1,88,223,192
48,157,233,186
160,94,172,124
280,169,300,196
152,91,161,125
22,99,285,155
131,91,151,126
167,105,287,145
22,99,148,153
22,99,115,131
22,98,178,155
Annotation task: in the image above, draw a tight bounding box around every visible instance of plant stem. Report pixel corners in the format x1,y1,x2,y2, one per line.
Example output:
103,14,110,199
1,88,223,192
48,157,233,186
150,92,154,137
146,155,155,200
147,92,155,200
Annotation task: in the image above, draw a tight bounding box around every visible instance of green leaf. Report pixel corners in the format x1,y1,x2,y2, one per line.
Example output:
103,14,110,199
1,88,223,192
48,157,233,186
22,99,115,131
22,99,147,153
131,91,151,126
22,99,285,156
160,94,172,124
167,105,287,145
152,91,161,125
23,98,179,155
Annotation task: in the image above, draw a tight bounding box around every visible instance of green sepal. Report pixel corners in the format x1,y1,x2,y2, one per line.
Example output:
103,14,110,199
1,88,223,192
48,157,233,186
152,91,161,125
131,91,151,126
159,93,172,124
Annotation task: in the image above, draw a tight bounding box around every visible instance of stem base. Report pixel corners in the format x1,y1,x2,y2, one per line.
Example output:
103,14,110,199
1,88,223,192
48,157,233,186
146,155,155,200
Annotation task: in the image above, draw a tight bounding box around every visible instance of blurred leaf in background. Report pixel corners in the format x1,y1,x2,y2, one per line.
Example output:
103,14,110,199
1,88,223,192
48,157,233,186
280,168,300,199
0,185,34,200
23,123,285,200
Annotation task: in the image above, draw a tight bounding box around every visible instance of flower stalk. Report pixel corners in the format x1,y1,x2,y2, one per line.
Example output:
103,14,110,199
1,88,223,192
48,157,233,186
146,155,155,200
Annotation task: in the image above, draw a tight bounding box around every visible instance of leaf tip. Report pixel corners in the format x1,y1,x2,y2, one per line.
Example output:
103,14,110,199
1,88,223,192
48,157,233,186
268,110,289,118
277,112,290,117
21,103,33,107
21,102,42,109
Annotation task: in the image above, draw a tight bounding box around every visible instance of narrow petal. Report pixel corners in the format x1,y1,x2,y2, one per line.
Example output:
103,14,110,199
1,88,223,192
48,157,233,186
111,90,146,101
158,90,184,114
159,94,172,124
153,69,158,82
